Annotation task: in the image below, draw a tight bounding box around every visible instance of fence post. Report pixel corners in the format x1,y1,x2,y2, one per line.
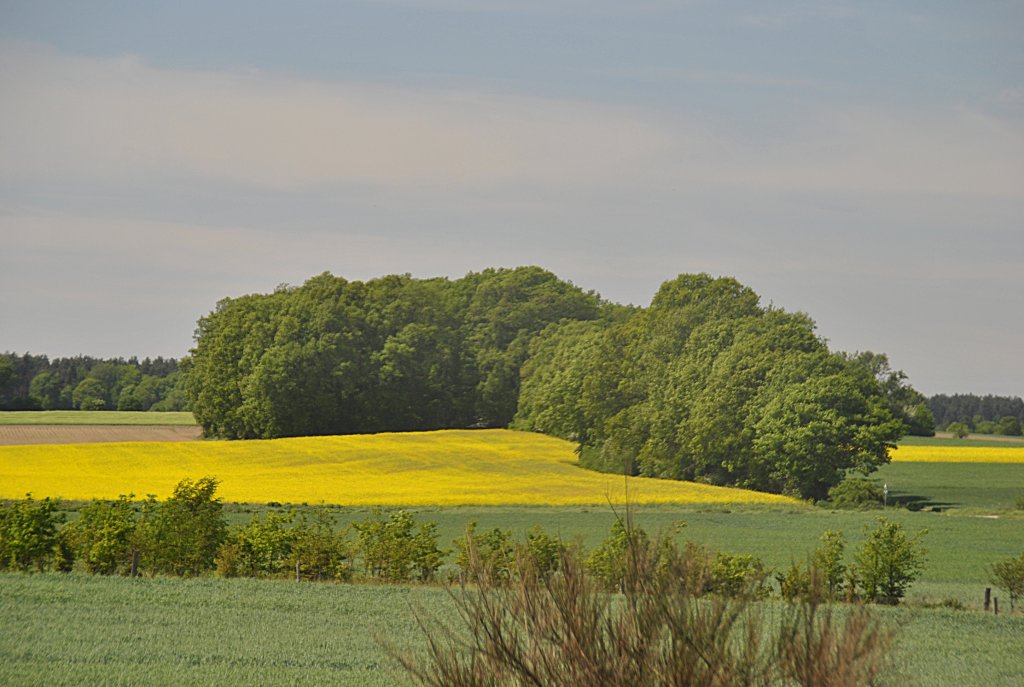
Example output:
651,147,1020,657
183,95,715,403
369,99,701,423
131,549,140,578
296,560,301,583
994,597,999,615
985,587,991,612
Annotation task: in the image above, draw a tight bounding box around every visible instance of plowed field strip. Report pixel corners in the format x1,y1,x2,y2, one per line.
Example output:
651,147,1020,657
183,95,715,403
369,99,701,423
0,425,203,445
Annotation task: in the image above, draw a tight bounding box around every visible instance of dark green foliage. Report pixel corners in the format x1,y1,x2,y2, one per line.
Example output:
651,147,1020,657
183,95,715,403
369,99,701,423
216,511,295,578
0,494,65,571
354,510,446,583
518,274,906,499
187,268,601,438
990,552,1024,611
947,421,970,438
519,525,564,578
64,495,138,575
0,352,184,411
827,478,884,510
997,416,1022,436
584,518,648,591
137,477,228,577
187,269,911,499
454,521,515,583
778,530,847,602
854,518,926,605
708,550,770,598
928,393,1024,431
288,509,353,581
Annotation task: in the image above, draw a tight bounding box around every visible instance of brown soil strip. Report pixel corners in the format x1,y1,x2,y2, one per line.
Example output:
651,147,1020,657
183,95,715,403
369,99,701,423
0,425,204,445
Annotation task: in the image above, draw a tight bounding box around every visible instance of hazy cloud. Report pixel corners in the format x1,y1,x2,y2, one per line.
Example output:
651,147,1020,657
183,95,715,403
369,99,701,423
2,42,1021,201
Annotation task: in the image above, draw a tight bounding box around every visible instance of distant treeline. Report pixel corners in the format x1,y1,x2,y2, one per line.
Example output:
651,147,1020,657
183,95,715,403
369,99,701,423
186,268,928,499
927,394,1023,435
0,353,186,412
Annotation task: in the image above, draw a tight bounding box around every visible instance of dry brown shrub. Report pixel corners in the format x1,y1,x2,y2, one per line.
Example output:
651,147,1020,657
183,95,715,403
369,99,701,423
395,519,892,687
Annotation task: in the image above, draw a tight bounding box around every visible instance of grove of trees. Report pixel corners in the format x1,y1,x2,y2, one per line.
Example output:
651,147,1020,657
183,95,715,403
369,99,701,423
927,394,1023,436
0,353,186,412
185,269,919,500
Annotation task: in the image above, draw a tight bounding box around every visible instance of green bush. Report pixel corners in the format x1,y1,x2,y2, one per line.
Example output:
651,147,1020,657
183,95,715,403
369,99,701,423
827,478,883,509
135,477,228,577
454,521,515,583
990,552,1024,612
64,495,138,575
355,510,445,583
946,421,969,438
854,517,927,605
0,494,65,572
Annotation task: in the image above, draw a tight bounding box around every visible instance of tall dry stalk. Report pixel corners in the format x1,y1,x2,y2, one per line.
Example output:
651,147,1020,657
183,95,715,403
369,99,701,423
395,524,893,687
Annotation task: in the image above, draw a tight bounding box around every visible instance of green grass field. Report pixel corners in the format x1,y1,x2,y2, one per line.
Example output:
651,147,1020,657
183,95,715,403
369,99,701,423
2,430,1022,685
898,434,1024,448
1,572,1021,687
0,410,196,426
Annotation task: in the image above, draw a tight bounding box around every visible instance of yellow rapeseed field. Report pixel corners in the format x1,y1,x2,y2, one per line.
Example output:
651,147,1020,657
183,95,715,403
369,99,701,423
890,445,1024,463
0,429,798,506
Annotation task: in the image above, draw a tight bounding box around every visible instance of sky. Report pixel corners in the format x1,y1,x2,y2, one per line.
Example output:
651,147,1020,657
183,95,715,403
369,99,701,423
1,1,1021,396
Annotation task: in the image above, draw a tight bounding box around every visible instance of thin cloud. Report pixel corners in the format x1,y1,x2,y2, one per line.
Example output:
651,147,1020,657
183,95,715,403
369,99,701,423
1,41,1022,200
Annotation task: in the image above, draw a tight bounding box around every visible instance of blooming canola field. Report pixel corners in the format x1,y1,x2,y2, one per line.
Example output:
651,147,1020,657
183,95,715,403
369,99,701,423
890,445,1024,463
0,429,798,506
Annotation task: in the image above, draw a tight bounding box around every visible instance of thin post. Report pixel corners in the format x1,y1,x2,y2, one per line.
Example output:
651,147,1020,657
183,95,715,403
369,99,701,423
985,587,991,611
296,560,301,583
994,597,999,615
131,549,140,578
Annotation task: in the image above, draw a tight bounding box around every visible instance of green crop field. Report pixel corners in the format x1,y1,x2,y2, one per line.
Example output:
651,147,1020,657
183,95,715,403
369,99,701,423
899,435,1024,449
3,429,1023,685
1,572,1021,687
874,461,1024,511
0,410,197,426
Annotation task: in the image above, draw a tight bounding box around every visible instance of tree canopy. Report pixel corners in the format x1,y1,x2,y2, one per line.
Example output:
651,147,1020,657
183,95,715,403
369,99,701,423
186,269,909,499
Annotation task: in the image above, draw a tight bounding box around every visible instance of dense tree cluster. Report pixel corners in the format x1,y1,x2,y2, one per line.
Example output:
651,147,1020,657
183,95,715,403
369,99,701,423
0,353,185,412
185,268,605,438
186,270,914,499
927,394,1023,435
513,274,906,499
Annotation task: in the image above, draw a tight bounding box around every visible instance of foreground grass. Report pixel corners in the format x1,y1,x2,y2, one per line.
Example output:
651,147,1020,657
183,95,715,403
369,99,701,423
0,429,797,506
0,411,196,426
0,573,1020,687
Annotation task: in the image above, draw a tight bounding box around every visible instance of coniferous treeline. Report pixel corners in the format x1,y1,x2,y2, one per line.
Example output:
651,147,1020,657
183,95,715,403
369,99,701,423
927,394,1023,435
186,268,922,499
0,353,186,412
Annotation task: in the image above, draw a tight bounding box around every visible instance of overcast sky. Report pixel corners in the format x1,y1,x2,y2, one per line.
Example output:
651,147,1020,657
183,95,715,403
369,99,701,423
1,1,1021,396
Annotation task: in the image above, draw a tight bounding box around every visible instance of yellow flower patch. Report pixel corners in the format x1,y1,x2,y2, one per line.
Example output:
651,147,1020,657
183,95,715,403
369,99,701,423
891,445,1024,463
0,429,798,506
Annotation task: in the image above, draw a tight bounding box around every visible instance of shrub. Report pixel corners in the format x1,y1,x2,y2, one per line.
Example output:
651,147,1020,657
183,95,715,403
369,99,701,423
0,494,65,572
398,520,892,687
779,530,847,602
709,551,770,598
518,525,564,579
990,552,1024,612
584,518,648,591
854,518,927,605
355,510,446,583
217,511,294,578
288,509,352,582
64,494,138,575
827,478,883,510
136,477,228,577
454,521,515,583
947,421,969,438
